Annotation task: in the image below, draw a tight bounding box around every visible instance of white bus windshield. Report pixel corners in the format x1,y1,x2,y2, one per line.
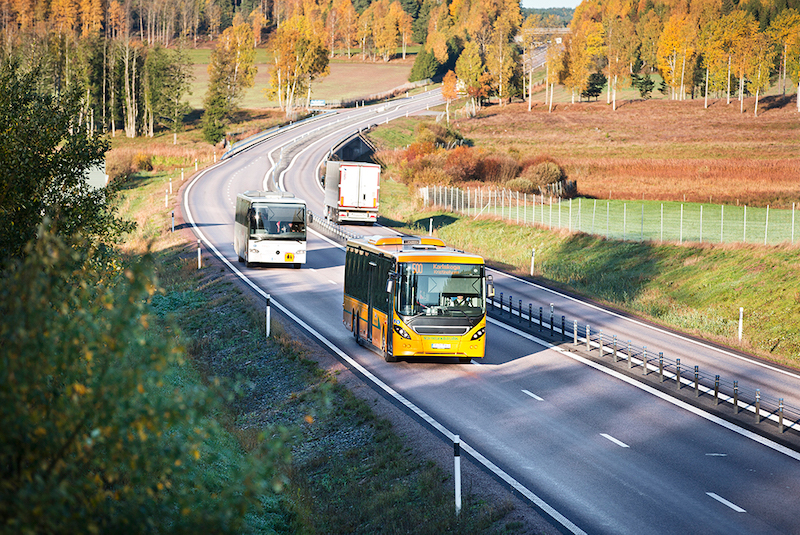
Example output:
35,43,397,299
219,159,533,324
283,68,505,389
396,262,485,317
250,204,306,239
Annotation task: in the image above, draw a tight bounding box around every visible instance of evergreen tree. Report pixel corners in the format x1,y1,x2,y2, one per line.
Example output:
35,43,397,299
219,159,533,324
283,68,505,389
581,71,606,100
409,48,439,81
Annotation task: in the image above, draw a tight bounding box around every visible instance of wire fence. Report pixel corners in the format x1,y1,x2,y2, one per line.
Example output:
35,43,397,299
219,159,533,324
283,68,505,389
420,186,799,246
489,292,800,437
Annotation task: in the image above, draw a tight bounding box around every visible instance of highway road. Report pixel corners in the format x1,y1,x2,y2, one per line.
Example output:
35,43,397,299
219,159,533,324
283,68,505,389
183,91,800,534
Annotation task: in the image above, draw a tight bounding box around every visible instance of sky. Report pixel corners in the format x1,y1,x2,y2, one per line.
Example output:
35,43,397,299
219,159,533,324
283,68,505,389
521,0,582,9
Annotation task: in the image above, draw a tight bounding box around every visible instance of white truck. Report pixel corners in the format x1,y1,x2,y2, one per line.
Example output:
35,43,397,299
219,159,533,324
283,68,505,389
323,161,380,225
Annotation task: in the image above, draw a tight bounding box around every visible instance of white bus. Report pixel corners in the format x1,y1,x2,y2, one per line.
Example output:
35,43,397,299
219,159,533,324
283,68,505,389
234,191,308,268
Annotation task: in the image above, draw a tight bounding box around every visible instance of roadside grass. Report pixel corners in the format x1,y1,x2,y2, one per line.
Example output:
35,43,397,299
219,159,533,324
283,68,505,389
112,120,531,532
379,178,800,367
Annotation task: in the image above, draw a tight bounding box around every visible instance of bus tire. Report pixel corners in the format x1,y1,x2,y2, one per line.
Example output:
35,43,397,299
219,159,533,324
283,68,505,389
293,263,301,269
383,330,396,362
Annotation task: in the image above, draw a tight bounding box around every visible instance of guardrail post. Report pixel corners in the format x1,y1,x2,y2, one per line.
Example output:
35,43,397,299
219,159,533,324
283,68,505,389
586,325,591,351
694,366,700,397
508,295,512,317
642,346,648,375
676,358,681,389
755,389,761,423
733,381,739,413
714,375,720,405
528,303,532,328
627,340,632,369
613,335,618,362
598,330,603,356
573,320,578,345
779,399,784,432
499,292,503,315
518,299,522,323
561,316,566,341
539,307,543,331
659,352,664,382
549,304,554,336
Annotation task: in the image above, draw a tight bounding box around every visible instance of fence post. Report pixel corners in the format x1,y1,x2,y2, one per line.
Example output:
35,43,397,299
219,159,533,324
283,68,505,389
676,358,681,389
714,375,720,405
733,380,739,413
755,389,761,423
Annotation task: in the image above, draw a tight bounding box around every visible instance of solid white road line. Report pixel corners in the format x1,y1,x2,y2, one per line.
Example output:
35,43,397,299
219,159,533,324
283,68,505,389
706,492,746,513
600,434,630,448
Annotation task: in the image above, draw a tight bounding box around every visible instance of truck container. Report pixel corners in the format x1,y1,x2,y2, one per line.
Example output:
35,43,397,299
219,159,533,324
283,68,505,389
324,161,380,225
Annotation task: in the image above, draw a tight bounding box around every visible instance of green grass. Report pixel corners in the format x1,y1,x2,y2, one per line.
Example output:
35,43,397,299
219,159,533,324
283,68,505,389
427,189,799,246
381,179,800,367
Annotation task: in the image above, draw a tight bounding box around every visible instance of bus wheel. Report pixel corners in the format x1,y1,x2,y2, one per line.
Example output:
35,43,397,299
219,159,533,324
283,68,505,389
237,255,244,263
293,263,301,269
383,332,397,362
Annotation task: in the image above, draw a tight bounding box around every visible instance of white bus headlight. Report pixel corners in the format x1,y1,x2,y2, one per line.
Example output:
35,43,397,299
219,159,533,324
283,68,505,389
471,327,485,340
393,325,411,339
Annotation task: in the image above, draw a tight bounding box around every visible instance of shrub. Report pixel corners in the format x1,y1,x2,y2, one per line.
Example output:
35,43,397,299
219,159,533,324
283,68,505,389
520,160,565,188
444,146,480,182
133,152,153,172
504,177,538,194
478,153,520,183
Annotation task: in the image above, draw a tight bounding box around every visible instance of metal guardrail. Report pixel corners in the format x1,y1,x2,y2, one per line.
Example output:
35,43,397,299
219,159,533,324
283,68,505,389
221,111,337,160
309,211,363,245
488,293,800,440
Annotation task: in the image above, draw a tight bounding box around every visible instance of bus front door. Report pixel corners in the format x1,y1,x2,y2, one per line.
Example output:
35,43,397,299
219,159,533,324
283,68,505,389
367,261,376,343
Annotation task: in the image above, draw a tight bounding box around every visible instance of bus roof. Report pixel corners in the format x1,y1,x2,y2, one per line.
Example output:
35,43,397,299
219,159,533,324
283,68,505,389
237,190,306,204
346,235,484,264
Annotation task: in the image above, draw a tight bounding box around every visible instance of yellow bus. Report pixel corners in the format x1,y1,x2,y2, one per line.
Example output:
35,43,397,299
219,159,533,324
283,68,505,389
344,235,494,363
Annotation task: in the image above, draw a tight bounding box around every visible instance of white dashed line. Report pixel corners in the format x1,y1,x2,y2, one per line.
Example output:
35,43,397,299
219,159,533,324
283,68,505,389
522,390,544,401
600,434,630,448
706,492,746,513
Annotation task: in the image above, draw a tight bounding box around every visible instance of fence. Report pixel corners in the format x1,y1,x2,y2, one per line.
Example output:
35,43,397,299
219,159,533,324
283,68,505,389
420,186,798,246
489,292,800,437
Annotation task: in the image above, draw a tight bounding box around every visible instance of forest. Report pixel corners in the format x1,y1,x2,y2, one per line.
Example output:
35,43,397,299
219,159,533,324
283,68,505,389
0,0,797,142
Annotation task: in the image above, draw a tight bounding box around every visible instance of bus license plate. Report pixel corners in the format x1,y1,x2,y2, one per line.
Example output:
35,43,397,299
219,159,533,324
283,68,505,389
432,343,451,349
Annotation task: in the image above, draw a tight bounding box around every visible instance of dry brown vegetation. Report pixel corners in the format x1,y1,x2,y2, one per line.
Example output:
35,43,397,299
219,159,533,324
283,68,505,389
453,95,800,208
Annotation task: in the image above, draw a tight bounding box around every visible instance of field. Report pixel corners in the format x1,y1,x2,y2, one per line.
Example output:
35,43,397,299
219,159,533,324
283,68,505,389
186,48,416,109
450,96,800,208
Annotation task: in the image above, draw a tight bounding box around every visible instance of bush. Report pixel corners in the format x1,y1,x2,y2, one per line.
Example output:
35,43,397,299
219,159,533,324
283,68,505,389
478,153,520,183
504,177,538,194
444,146,480,182
133,152,153,171
520,160,565,187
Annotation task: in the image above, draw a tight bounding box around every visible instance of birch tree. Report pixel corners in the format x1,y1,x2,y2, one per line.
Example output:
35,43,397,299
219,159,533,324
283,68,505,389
768,9,800,95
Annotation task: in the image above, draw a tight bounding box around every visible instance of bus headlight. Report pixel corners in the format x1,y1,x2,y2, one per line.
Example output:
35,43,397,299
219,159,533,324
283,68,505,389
393,325,411,339
471,327,485,340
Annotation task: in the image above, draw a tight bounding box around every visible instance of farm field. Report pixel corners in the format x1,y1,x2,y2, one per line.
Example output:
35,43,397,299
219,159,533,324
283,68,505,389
449,96,800,208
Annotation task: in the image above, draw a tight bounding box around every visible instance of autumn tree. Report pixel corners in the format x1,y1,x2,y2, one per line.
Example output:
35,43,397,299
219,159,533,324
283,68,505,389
604,16,637,110
485,0,521,105
455,39,483,116
747,31,776,116
441,69,457,124
768,9,800,96
203,21,257,143
267,14,329,118
657,14,696,100
563,18,604,103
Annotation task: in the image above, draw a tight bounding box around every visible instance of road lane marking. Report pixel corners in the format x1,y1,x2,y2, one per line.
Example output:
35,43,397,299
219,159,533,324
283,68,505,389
488,317,800,463
522,390,544,401
184,163,587,535
706,492,746,513
600,434,630,448
705,453,728,457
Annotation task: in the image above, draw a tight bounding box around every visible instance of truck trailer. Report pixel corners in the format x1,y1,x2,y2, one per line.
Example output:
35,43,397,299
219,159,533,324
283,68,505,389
324,161,380,225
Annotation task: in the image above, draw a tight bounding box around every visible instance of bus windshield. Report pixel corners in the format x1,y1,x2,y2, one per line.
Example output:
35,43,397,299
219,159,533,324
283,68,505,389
396,262,485,317
249,203,306,239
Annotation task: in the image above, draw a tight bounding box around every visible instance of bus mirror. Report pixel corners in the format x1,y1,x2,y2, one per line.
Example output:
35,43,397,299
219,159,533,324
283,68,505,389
308,212,313,224
386,279,393,293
